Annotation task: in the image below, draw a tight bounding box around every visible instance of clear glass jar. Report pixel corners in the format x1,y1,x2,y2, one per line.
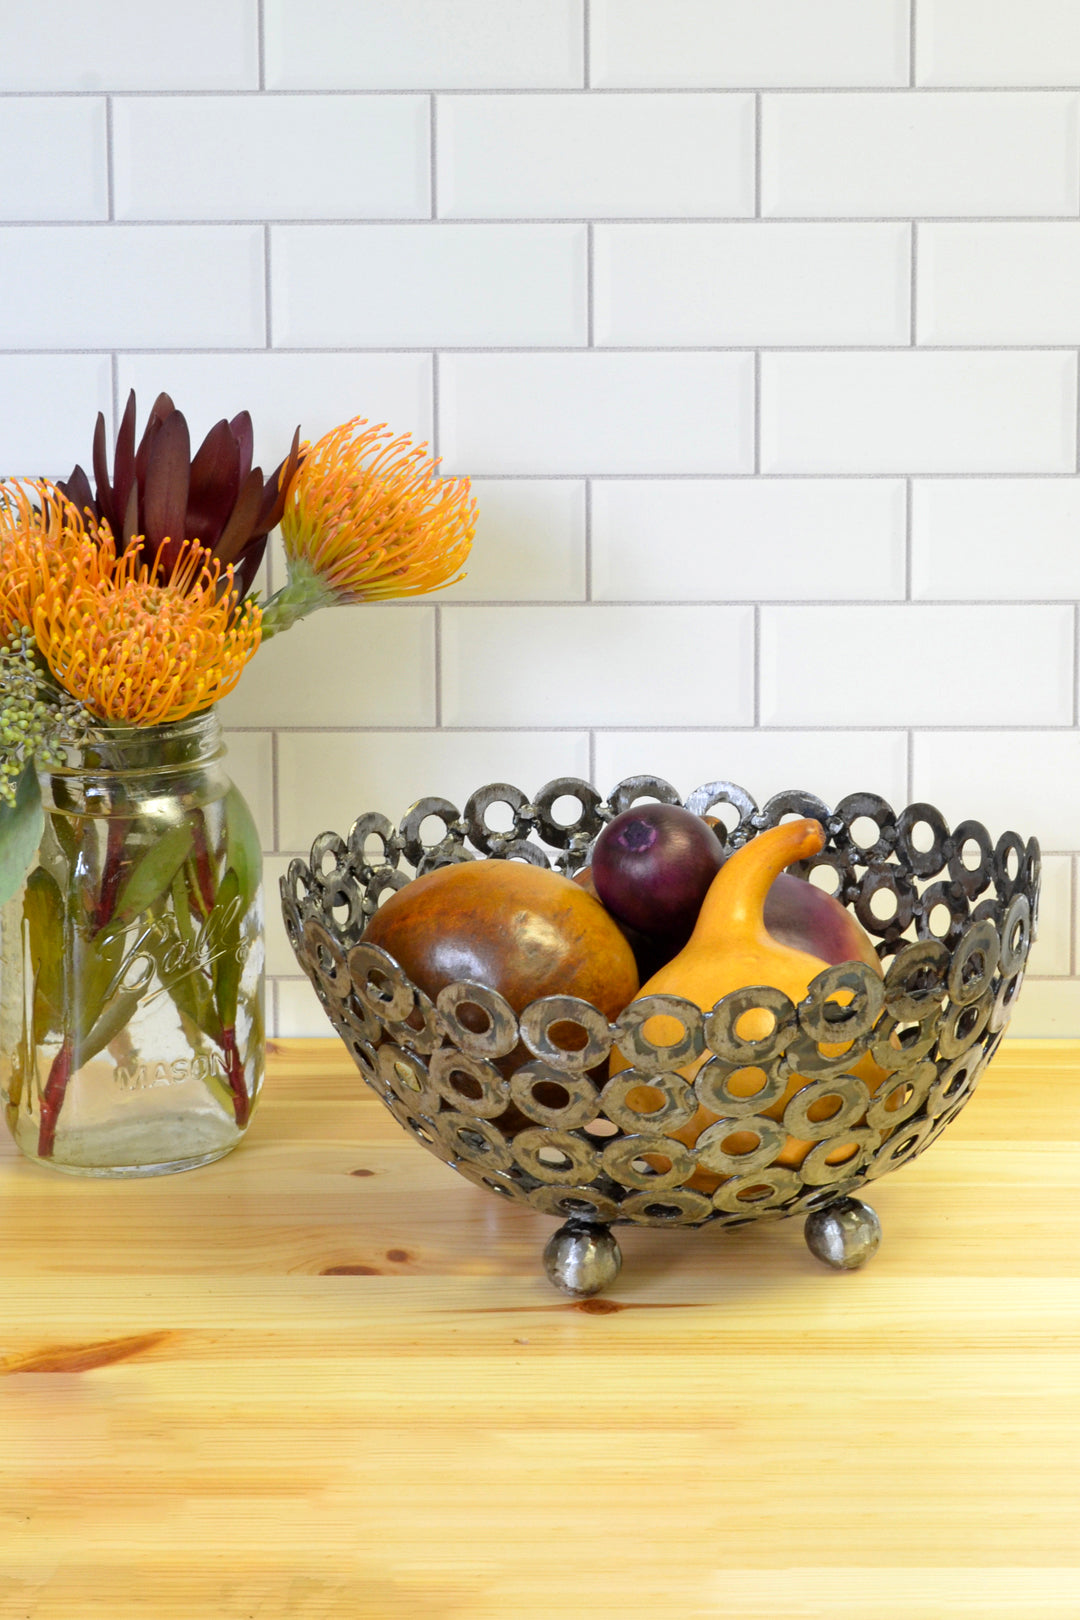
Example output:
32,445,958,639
0,711,264,1176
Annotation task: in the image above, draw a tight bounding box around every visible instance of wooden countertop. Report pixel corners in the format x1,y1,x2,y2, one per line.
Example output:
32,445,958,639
1,1036,1078,1619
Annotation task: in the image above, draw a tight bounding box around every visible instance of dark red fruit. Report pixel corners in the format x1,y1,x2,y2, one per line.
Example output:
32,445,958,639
591,803,725,950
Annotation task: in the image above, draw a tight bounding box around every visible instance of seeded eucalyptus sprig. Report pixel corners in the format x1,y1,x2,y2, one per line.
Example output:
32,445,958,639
0,625,102,806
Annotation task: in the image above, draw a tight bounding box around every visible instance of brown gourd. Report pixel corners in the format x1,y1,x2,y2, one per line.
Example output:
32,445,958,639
610,817,889,1183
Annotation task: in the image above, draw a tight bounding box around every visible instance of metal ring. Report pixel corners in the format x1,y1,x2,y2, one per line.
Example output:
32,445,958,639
989,970,1024,1034
695,1115,787,1177
798,1128,881,1187
871,1007,943,1071
428,1048,508,1119
600,1134,695,1192
927,1049,989,1115
863,1116,937,1180
693,1056,788,1119
616,1188,715,1226
308,830,349,887
530,777,605,851
463,783,533,855
613,995,704,1075
865,1062,935,1132
993,831,1027,900
946,918,1000,1006
527,1184,620,1223
435,981,519,1060
453,1159,534,1204
783,1075,870,1142
712,1167,801,1214
509,1062,601,1130
519,996,614,1073
377,1041,442,1117
347,942,416,1023
438,1111,515,1173
606,775,682,817
936,991,993,1061
883,938,950,1021
896,802,951,879
397,797,463,869
854,864,916,939
758,790,832,829
383,1091,443,1150
948,819,994,900
327,1015,380,1087
302,918,352,1002
512,1127,597,1185
683,780,759,843
998,893,1032,977
703,986,796,1065
834,792,898,865
798,962,885,1045
599,1069,699,1135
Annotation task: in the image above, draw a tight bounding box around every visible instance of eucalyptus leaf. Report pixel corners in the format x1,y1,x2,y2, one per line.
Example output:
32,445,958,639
223,786,262,915
212,868,243,1030
23,867,65,1043
0,764,44,907
111,823,194,927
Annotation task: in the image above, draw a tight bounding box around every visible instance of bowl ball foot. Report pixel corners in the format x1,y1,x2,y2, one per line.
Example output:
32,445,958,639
804,1195,882,1270
543,1221,623,1297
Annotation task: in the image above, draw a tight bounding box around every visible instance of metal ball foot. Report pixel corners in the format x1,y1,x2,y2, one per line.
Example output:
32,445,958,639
804,1195,882,1271
543,1221,622,1297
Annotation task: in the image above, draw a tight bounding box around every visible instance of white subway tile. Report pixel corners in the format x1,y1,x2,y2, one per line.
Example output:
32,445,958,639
114,96,429,222
1002,980,1080,1038
918,0,1080,87
439,353,754,475
219,606,436,729
438,93,754,219
596,223,909,347
266,0,583,89
221,730,276,852
117,353,433,472
0,100,107,221
1025,854,1072,977
438,480,586,602
592,478,906,601
275,977,335,1038
0,225,264,350
0,0,257,91
761,607,1074,727
441,605,755,727
0,355,112,479
761,91,1080,218
272,225,586,348
911,479,1080,601
263,855,302,978
912,731,1080,853
919,224,1080,346
276,730,591,851
592,730,909,814
761,352,1077,474
592,0,908,88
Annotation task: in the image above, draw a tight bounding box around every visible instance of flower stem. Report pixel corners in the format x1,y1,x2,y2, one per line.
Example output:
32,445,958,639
221,1026,249,1128
36,1033,74,1160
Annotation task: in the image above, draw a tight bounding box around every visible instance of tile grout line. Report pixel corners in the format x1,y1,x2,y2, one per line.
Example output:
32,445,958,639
753,349,761,474
433,347,442,728
104,95,115,220
430,93,438,217
909,0,917,87
257,0,266,91
904,478,913,599
910,221,918,344
583,0,591,88
584,476,593,599
271,728,281,853
753,603,761,727
754,92,762,216
264,226,272,347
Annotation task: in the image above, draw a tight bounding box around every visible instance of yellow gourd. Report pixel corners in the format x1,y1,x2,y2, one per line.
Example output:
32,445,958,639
610,817,888,1182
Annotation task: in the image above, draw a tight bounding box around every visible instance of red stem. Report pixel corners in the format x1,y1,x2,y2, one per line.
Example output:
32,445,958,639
37,1035,74,1160
93,817,129,934
221,1026,249,1128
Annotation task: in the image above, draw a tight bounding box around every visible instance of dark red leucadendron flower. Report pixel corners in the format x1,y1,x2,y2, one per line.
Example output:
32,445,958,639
58,390,302,602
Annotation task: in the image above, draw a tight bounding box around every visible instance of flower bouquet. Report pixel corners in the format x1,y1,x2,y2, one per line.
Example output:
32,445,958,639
0,395,475,1175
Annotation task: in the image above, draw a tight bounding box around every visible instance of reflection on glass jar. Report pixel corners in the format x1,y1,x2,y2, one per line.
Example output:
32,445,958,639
0,710,264,1176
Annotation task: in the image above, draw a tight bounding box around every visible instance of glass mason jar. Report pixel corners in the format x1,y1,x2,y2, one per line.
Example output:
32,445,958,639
0,711,264,1176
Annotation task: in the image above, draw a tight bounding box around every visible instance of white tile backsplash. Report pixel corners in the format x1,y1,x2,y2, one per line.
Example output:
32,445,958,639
595,223,910,347
0,99,108,221
0,0,258,91
272,224,587,348
439,353,755,474
761,92,1080,218
760,606,1075,727
4,2,1078,1034
0,226,266,350
917,0,1080,87
761,351,1078,473
266,0,584,90
437,93,755,219
113,96,431,222
591,478,906,600
592,0,909,89
911,480,1080,600
918,224,1080,346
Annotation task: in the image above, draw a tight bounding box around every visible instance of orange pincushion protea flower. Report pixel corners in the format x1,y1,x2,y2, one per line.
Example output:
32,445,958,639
0,480,111,637
266,418,475,634
32,537,261,726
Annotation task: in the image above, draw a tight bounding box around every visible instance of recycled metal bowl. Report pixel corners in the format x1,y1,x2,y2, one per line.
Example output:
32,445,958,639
281,776,1040,1296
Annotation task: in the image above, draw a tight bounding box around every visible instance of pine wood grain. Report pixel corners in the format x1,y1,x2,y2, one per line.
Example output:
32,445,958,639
1,1037,1078,1619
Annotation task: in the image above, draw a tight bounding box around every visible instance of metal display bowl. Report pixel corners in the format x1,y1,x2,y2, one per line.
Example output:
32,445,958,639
281,776,1040,1296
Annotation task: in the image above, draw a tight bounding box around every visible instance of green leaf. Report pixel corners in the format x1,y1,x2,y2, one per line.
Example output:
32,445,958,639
76,988,144,1069
211,868,243,1030
22,866,65,1043
223,786,262,915
0,764,44,907
111,822,194,927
